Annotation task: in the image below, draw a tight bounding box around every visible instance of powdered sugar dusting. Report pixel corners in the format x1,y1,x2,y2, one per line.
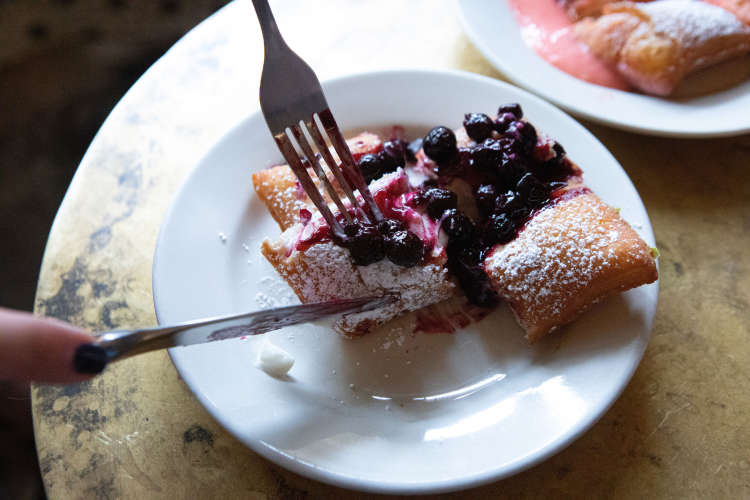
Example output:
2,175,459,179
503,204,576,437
484,192,656,339
254,276,297,309
637,0,750,47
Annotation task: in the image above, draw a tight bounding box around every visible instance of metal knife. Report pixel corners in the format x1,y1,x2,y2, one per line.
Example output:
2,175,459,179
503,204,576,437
73,294,397,374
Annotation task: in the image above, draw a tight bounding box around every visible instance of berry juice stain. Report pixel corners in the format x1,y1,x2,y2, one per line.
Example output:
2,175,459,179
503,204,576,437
508,0,629,90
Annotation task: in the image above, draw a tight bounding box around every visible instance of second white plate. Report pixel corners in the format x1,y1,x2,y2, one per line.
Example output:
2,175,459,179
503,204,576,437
458,0,750,137
153,70,658,494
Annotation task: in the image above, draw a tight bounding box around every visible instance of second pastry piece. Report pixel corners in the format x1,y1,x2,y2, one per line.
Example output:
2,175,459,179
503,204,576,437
574,0,750,95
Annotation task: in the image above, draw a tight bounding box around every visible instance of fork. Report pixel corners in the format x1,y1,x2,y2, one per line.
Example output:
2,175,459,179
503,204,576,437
251,0,383,238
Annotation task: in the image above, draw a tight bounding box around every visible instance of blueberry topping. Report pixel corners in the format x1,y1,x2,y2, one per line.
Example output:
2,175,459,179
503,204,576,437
383,139,407,168
457,146,474,171
342,221,385,266
475,184,497,218
358,154,384,183
420,178,438,190
516,172,549,206
336,105,575,306
510,207,531,225
548,181,567,192
485,212,516,245
498,103,523,120
446,247,499,308
424,187,458,219
472,139,503,172
384,230,424,267
507,120,537,153
377,150,398,175
423,126,458,164
494,113,515,133
463,113,494,142
377,218,405,235
406,138,422,163
499,135,522,156
497,151,526,188
343,221,360,237
441,209,475,243
552,142,566,159
496,190,524,212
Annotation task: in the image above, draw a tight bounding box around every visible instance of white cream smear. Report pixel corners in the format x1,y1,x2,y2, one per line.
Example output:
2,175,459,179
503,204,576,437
255,340,295,376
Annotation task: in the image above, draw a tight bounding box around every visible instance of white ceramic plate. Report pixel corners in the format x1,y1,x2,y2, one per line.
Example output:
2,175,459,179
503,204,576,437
153,70,658,494
458,0,750,137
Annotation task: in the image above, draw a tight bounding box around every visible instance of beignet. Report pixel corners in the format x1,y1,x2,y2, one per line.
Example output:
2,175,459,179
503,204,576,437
574,0,750,95
484,190,657,342
559,0,648,19
252,106,658,340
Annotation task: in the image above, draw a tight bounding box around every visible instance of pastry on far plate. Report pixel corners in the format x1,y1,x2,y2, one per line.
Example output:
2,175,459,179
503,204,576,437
559,0,648,20
704,0,750,25
574,0,750,95
252,105,658,340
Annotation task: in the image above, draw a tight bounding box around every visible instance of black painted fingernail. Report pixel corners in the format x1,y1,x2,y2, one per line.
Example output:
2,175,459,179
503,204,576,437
74,344,108,374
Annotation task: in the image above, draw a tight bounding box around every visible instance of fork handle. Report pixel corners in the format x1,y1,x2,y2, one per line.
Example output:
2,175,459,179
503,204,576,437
251,0,286,53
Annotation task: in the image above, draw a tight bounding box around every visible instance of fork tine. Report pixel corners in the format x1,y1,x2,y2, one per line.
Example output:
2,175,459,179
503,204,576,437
274,131,344,237
306,119,368,221
317,110,383,222
290,123,353,224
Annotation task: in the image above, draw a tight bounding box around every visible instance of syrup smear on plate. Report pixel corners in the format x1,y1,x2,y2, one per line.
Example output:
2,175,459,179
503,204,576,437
508,0,630,90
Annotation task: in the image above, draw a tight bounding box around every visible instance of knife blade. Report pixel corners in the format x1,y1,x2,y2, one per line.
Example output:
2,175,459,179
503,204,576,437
73,293,398,373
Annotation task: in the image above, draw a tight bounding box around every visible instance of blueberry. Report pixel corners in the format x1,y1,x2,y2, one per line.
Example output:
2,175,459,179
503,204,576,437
485,212,516,245
552,142,566,159
342,222,385,266
377,150,398,175
441,209,475,243
423,126,458,164
406,138,422,163
424,187,458,219
472,139,503,172
447,248,499,307
510,207,530,225
358,154,384,183
475,184,497,218
384,230,424,267
507,121,537,153
516,172,549,206
495,190,524,212
499,135,522,156
377,218,405,235
498,103,523,119
497,152,526,188
463,113,494,142
548,181,567,192
457,146,474,170
420,178,438,189
494,113,515,133
383,139,407,168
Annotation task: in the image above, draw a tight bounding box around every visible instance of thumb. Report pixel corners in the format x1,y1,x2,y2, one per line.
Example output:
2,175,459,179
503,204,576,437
0,308,104,384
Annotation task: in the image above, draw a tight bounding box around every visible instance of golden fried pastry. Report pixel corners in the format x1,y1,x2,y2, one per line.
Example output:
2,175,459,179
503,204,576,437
574,0,750,95
484,189,658,342
253,105,658,340
560,0,649,19
705,0,750,25
252,131,382,231
259,170,455,336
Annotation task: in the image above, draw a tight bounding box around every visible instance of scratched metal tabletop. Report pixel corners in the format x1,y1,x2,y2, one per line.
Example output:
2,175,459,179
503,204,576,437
32,1,750,498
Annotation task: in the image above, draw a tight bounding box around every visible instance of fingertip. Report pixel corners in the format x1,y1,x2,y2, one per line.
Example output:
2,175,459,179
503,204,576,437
73,344,108,375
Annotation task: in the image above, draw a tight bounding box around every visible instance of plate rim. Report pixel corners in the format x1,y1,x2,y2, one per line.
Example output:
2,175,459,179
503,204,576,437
457,0,750,138
153,68,659,494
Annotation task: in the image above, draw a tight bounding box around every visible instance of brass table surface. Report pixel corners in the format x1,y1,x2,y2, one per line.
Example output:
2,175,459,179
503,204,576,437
31,1,750,498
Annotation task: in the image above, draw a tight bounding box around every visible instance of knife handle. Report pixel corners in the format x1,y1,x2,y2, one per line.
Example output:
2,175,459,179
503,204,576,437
73,324,186,374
